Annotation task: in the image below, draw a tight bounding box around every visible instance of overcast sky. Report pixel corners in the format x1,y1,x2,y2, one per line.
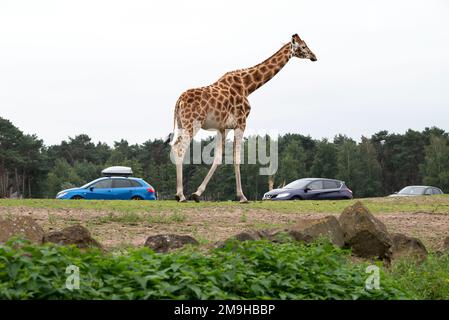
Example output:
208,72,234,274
1,0,448,146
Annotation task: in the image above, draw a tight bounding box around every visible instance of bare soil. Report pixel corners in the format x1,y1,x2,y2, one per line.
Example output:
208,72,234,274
1,205,448,251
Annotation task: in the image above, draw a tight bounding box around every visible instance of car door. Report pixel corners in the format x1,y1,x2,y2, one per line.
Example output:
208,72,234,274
84,179,113,200
320,180,342,200
111,178,133,200
303,180,324,200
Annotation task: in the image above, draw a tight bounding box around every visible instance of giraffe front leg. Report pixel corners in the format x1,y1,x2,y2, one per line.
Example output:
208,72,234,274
191,130,227,202
233,128,248,203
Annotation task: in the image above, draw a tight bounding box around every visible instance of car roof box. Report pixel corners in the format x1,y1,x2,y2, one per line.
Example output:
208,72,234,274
101,166,133,177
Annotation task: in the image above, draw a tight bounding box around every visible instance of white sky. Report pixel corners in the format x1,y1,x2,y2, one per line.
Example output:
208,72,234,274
1,0,448,145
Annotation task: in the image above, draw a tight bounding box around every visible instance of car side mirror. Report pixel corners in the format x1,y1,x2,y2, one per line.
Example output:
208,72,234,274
89,187,94,192
304,187,310,193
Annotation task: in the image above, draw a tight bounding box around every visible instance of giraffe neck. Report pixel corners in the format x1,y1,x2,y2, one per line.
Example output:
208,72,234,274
241,43,292,95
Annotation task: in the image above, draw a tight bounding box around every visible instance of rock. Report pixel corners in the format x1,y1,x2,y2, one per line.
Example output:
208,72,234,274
144,234,198,253
43,224,102,249
0,216,44,244
232,230,275,242
214,229,278,249
391,233,427,262
339,201,392,260
286,216,345,247
442,236,449,252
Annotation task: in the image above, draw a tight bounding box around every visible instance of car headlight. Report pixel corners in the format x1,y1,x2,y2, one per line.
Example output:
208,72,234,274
57,192,68,198
276,192,290,198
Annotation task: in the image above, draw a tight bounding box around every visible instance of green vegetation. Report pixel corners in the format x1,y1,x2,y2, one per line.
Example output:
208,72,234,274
0,239,410,300
1,195,449,214
2,116,449,200
389,254,449,300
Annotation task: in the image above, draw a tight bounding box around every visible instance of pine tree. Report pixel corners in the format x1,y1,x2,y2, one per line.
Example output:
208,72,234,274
421,135,449,192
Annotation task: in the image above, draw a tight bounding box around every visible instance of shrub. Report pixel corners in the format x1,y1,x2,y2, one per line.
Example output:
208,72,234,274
0,239,407,300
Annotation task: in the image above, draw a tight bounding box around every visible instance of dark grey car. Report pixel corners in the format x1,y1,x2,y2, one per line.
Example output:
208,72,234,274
262,178,353,201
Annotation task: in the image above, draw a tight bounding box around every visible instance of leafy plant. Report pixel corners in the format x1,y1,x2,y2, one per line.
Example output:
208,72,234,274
0,238,407,300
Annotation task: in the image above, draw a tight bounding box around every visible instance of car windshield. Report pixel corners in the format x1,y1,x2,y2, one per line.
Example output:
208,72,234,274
398,186,426,195
284,179,312,189
80,178,102,189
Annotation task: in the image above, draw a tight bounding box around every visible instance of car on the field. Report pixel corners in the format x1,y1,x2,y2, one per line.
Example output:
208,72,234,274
389,185,444,197
56,166,157,200
262,178,353,200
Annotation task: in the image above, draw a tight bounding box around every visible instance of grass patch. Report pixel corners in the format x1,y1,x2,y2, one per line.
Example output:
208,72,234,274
1,196,449,215
388,253,449,299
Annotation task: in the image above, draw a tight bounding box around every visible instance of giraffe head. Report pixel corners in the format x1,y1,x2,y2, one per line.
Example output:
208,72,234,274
291,34,317,61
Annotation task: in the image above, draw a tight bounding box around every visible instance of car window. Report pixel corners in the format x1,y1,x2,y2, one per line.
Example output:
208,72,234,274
307,180,323,190
324,181,340,189
433,188,442,195
399,186,427,195
129,180,142,188
91,179,112,189
424,188,432,195
113,179,132,188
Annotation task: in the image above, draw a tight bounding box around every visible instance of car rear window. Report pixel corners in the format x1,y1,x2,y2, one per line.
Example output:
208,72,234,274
324,181,340,189
433,188,442,195
113,179,132,188
130,180,142,187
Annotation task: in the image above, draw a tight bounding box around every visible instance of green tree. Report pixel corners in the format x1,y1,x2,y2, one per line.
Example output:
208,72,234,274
421,135,449,192
45,159,83,197
310,139,338,178
277,141,307,187
335,136,361,191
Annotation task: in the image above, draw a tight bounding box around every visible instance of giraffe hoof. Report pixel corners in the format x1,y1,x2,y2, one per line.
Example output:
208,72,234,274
190,193,201,203
239,198,249,204
175,195,187,202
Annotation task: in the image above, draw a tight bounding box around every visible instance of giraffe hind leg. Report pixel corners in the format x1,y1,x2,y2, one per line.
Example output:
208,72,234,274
233,127,248,203
172,131,192,202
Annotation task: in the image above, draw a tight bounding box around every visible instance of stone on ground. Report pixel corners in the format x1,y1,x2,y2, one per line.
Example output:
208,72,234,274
286,216,345,247
442,236,449,252
144,234,198,253
232,230,275,242
0,216,44,244
391,233,428,262
43,224,103,249
339,201,392,260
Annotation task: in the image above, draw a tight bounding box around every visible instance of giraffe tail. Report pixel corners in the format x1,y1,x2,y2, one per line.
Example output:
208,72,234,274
164,100,180,145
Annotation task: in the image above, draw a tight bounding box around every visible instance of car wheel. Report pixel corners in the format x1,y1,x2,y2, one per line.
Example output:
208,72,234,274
131,196,143,200
71,195,83,200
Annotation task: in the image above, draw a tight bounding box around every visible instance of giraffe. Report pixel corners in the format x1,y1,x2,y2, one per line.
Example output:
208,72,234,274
170,34,317,203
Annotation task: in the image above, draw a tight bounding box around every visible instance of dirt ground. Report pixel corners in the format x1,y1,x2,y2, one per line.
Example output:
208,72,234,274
1,205,448,251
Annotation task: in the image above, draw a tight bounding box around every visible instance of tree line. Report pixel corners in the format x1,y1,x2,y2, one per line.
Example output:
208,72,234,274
1,116,448,200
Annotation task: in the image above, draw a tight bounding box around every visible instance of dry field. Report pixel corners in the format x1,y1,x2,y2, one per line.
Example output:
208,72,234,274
1,196,449,250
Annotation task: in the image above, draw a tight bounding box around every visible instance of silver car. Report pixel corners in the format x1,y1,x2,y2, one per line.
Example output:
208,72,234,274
389,185,444,197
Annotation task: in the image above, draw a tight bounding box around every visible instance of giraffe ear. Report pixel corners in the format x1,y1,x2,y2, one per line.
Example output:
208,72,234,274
292,34,302,42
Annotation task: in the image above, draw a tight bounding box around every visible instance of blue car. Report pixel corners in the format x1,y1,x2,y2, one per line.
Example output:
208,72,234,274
56,177,157,200
262,178,353,200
